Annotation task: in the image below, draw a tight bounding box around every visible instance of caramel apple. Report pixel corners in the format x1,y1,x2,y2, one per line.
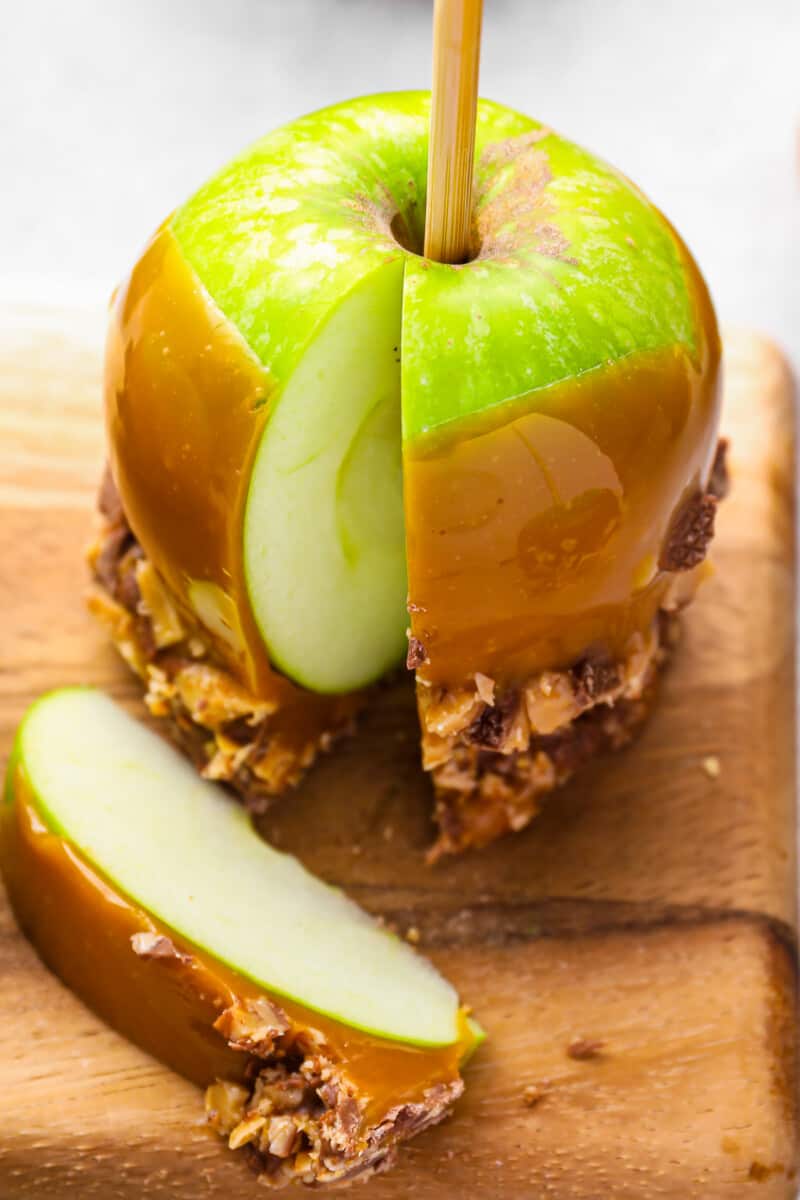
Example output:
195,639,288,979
90,92,722,854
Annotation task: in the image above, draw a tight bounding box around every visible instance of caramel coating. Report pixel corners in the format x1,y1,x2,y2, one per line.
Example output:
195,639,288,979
405,262,720,687
105,225,360,747
2,767,466,1116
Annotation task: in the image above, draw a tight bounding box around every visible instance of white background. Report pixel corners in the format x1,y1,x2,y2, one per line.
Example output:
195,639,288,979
2,0,798,364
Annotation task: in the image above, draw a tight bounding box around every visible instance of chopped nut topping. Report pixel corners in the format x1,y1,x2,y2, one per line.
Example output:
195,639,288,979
423,687,482,738
266,1114,299,1158
214,997,291,1055
134,558,185,648
659,491,717,572
205,1080,249,1135
406,635,428,669
204,999,463,1186
570,655,620,707
130,932,191,963
88,500,359,813
228,1113,267,1151
174,662,275,729
473,672,496,706
466,697,514,750
525,672,580,735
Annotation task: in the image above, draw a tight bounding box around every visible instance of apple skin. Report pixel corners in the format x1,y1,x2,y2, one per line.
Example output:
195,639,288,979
107,91,719,700
172,92,712,440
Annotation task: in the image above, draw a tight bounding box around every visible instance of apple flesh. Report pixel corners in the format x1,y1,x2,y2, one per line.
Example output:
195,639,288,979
3,688,468,1049
244,260,408,692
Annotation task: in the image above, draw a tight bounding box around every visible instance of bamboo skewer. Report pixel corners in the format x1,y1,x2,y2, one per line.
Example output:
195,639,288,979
424,0,484,264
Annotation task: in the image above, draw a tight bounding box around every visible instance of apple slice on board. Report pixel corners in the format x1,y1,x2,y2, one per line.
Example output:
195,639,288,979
98,91,721,848
2,688,479,1185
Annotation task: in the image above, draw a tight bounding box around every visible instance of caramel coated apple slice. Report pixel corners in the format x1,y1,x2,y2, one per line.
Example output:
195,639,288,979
2,689,479,1187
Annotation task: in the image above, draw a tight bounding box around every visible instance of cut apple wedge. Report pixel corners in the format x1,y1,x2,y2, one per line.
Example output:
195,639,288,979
2,688,479,1185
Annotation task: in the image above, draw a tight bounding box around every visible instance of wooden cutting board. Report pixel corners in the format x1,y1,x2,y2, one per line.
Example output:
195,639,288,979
0,309,796,1199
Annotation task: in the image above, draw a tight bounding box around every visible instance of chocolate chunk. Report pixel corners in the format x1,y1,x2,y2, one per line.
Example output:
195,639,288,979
467,691,518,750
659,491,717,572
570,656,620,707
406,636,428,669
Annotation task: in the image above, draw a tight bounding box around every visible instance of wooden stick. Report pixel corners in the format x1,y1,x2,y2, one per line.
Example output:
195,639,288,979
424,0,484,264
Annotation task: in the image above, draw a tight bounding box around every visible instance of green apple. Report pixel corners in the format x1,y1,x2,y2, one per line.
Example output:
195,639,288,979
109,91,717,699
3,687,469,1048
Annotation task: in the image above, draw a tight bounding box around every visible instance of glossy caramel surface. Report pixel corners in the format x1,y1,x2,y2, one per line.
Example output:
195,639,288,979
405,277,721,687
2,768,466,1115
105,224,361,739
106,225,269,685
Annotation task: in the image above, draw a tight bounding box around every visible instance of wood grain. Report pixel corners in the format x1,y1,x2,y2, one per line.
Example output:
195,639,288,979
0,312,796,1197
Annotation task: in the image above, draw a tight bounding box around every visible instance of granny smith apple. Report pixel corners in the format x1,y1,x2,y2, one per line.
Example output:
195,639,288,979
106,91,719,704
3,687,467,1047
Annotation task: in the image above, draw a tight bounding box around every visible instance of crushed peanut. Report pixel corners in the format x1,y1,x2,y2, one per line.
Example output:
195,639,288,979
473,672,496,706
129,932,191,963
228,1113,267,1151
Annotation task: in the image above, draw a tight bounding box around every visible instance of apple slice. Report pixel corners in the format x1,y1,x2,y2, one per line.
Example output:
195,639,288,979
3,688,479,1184
4,686,463,1045
244,260,408,693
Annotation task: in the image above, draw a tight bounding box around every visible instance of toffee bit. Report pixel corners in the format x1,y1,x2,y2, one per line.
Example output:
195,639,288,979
566,1036,605,1060
406,635,428,669
405,926,421,945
